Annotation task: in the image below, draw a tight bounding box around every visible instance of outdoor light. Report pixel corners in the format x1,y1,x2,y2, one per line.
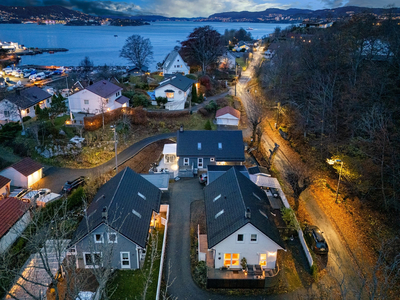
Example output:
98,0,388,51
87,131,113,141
326,158,344,204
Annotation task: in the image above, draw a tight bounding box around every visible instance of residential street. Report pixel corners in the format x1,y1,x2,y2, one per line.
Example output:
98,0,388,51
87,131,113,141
235,49,365,296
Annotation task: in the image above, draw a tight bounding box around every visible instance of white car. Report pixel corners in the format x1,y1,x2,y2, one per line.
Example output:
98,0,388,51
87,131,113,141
29,74,37,82
35,72,46,80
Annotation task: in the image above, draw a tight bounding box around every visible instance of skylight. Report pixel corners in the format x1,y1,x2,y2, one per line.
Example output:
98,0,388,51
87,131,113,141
138,192,146,200
213,194,221,202
198,142,202,150
259,210,268,219
218,142,222,150
253,192,261,201
215,209,224,219
132,209,142,218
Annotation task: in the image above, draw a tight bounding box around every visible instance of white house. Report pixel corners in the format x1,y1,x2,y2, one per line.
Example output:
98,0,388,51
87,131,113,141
215,106,240,126
218,52,236,70
0,158,43,188
0,87,52,124
68,80,129,114
0,175,11,199
161,50,190,75
0,197,31,254
204,167,285,270
155,74,195,110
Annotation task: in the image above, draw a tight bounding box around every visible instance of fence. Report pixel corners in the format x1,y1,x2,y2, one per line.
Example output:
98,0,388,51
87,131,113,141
156,204,170,300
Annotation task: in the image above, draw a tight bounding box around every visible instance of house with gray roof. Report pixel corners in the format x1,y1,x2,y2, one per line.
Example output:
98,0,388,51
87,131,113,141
203,167,285,271
154,73,195,110
68,80,129,114
68,167,161,270
0,87,52,124
161,49,190,75
176,129,245,175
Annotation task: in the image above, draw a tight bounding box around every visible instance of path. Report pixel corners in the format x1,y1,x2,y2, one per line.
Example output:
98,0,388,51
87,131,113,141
40,132,176,193
191,90,230,112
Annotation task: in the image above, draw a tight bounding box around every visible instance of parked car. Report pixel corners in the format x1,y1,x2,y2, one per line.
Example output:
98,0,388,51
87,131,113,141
35,72,46,81
305,225,329,254
199,173,208,184
9,188,31,199
62,176,85,194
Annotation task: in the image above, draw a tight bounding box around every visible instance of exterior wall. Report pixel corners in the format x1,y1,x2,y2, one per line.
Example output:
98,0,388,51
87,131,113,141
0,211,31,253
74,224,140,270
178,157,215,170
69,89,123,114
0,168,27,188
155,84,191,111
216,114,239,126
0,182,10,198
164,54,190,75
212,223,283,269
0,98,50,123
27,169,43,188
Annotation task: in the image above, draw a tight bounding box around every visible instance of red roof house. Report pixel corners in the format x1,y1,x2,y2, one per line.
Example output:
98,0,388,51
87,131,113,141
215,106,241,126
0,175,11,199
0,158,42,188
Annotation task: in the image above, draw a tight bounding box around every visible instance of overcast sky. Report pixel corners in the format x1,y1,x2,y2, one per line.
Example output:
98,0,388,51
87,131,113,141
2,0,400,18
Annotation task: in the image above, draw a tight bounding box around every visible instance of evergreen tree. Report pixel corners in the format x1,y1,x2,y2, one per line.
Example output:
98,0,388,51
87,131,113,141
49,94,67,125
191,84,198,103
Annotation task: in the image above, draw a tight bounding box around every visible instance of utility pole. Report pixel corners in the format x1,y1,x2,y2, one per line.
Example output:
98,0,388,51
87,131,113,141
66,75,73,122
111,125,118,173
235,64,237,96
335,160,344,204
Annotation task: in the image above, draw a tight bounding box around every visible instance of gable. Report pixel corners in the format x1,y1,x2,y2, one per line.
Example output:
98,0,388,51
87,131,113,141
216,113,239,120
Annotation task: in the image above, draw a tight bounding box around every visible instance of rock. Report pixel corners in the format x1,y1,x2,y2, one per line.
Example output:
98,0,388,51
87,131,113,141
59,129,66,136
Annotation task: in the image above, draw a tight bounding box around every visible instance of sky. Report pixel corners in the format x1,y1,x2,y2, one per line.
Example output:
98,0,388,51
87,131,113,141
2,0,400,18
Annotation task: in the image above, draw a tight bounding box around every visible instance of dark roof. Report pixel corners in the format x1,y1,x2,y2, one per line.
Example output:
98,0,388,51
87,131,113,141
207,165,248,184
72,167,161,248
10,158,42,177
248,165,270,175
6,86,52,109
0,197,29,238
128,66,149,73
115,95,129,105
86,80,122,98
216,106,241,119
157,73,195,92
204,167,285,249
0,175,11,190
177,130,245,162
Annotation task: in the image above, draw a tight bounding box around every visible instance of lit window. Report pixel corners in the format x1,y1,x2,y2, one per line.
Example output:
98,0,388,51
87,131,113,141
166,92,174,98
224,253,240,266
108,233,117,243
84,100,89,105
251,234,257,242
259,254,267,266
237,234,244,242
94,233,103,243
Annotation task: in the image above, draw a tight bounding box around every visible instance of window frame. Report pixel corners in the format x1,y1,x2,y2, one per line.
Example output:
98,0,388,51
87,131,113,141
210,157,215,162
3,110,10,117
84,99,89,105
94,233,104,244
83,252,102,269
120,251,131,269
183,158,189,166
198,158,203,168
237,234,244,243
108,232,117,243
250,234,258,243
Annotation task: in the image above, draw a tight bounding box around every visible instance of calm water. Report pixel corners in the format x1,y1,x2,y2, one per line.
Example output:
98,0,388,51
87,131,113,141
0,21,290,70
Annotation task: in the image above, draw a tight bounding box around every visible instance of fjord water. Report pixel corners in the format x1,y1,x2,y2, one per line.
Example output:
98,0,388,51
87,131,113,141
0,21,290,70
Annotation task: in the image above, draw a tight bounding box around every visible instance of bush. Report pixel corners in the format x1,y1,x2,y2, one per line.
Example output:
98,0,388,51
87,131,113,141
205,100,218,113
197,108,209,117
193,261,207,288
131,94,150,107
186,74,197,80
216,97,229,108
67,187,85,210
204,119,212,130
22,116,31,122
310,263,318,279
156,96,168,106
0,122,22,143
281,207,300,231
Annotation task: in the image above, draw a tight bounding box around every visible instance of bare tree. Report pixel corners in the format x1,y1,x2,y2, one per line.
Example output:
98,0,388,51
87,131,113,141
246,96,264,145
141,230,159,300
161,260,177,300
120,35,153,69
79,56,94,79
285,164,313,211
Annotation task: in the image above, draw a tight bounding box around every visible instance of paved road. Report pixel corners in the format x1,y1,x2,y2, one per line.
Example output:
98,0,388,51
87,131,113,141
40,132,176,193
191,90,230,112
236,49,364,296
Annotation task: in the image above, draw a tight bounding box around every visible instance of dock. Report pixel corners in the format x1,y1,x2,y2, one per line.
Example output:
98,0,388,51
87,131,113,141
15,48,68,56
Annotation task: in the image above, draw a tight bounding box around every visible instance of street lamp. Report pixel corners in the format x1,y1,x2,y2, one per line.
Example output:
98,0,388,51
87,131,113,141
327,159,344,204
111,125,118,173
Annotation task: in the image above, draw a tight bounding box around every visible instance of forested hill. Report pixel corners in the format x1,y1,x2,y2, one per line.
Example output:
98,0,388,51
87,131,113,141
0,5,90,20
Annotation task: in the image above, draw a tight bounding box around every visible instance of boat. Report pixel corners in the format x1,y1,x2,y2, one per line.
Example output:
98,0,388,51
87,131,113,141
247,27,254,30
49,51,54,54
114,35,118,37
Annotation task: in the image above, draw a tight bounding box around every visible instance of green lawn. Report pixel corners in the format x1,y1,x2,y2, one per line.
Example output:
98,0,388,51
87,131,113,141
236,57,247,71
108,230,164,300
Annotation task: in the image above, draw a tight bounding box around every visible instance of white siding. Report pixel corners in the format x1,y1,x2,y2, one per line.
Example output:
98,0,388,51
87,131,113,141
211,223,283,269
68,89,123,114
216,113,239,126
163,53,190,75
0,182,10,198
0,211,31,253
0,168,27,188
154,84,191,111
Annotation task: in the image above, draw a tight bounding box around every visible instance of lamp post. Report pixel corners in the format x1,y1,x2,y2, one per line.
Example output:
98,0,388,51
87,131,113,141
327,159,344,204
111,125,118,173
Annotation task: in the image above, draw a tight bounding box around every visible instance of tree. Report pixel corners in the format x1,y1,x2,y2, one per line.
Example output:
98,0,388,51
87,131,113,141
79,56,94,79
120,35,153,70
246,97,263,145
49,94,67,126
204,119,212,130
156,96,167,107
234,28,252,42
180,26,225,74
191,84,198,103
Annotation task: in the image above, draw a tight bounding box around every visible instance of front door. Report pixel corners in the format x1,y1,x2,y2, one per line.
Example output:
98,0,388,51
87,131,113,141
198,158,203,168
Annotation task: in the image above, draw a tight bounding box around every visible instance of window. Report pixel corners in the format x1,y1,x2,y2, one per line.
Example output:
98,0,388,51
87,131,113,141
3,111,10,117
84,99,89,105
166,92,174,98
26,108,30,114
108,233,117,243
237,234,244,242
210,157,215,162
94,233,104,243
198,158,203,168
165,154,176,164
251,234,258,242
116,91,120,97
224,253,240,267
184,158,189,166
84,252,102,268
259,254,267,266
120,252,131,268
177,59,179,62
68,246,77,255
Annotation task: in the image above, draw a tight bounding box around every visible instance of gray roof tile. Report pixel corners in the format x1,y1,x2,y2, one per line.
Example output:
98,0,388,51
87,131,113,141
157,73,195,92
86,80,122,98
6,87,52,109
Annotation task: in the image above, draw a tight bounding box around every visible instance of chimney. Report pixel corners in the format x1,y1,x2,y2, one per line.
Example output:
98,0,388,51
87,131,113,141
245,207,251,219
102,206,108,220
179,125,184,132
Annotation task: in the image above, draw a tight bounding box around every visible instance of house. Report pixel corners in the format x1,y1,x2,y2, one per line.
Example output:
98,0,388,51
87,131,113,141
0,87,52,124
68,167,161,270
150,143,179,178
206,165,248,185
68,80,129,114
233,41,250,52
265,43,280,59
176,129,245,174
161,49,190,75
0,158,43,188
203,167,285,271
215,106,240,126
218,52,236,70
127,66,149,76
0,197,31,253
154,74,195,110
0,175,11,199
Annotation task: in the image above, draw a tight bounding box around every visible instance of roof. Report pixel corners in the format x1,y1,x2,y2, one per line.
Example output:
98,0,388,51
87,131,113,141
72,167,161,248
215,106,241,119
128,66,149,73
0,175,11,190
86,80,122,98
140,174,169,191
248,165,270,175
204,168,285,249
163,143,176,155
207,165,248,184
9,158,42,177
162,50,180,70
0,197,29,238
157,73,195,92
177,130,245,162
6,87,52,109
115,95,129,105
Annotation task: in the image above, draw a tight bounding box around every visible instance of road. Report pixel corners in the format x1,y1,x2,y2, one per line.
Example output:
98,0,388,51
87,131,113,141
235,49,364,297
40,132,176,193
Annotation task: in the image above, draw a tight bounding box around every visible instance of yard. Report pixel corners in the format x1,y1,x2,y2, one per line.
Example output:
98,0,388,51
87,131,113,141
236,57,247,71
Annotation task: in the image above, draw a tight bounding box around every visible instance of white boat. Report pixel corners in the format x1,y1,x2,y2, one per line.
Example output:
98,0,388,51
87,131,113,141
247,27,254,30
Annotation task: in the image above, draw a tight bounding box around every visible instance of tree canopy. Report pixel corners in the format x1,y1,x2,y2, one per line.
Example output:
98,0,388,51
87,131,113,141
120,34,153,69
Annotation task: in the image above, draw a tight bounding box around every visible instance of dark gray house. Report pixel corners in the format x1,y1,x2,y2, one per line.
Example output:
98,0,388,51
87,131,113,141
68,167,161,270
176,129,245,175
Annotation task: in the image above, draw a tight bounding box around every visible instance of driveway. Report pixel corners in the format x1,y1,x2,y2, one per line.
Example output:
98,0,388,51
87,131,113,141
40,132,176,192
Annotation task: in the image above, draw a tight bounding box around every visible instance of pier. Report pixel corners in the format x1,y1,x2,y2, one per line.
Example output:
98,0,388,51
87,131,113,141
15,48,69,56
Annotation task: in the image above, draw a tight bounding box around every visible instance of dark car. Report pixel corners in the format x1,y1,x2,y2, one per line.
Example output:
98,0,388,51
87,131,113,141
62,176,85,194
305,225,329,254
199,173,207,184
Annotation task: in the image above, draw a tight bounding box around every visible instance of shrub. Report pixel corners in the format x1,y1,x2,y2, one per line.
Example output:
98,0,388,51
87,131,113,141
310,263,318,279
131,94,150,107
216,97,229,108
281,207,300,231
186,74,197,80
67,187,85,210
204,119,212,130
191,84,198,103
205,100,218,113
193,261,207,288
156,96,168,106
22,116,31,122
197,108,209,117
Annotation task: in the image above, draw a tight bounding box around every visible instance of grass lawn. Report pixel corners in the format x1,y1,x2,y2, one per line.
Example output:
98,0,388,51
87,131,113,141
54,115,70,129
108,230,164,300
236,57,247,71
